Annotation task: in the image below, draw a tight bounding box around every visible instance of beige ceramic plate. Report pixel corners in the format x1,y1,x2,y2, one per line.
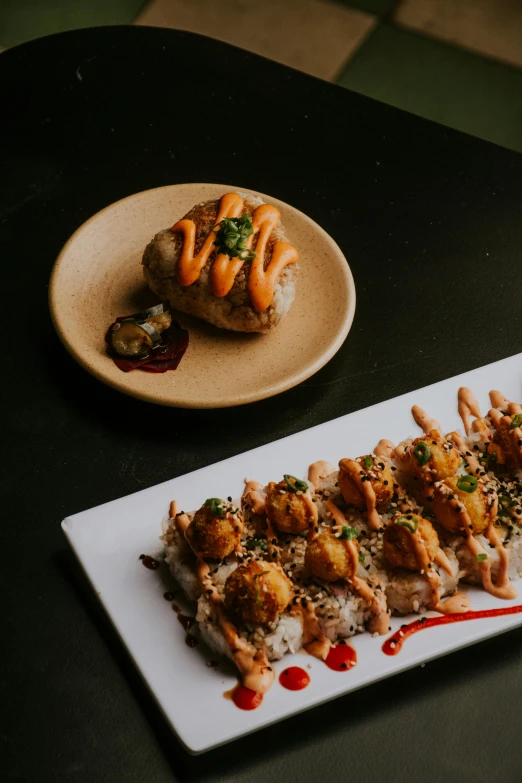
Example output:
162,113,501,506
49,184,356,408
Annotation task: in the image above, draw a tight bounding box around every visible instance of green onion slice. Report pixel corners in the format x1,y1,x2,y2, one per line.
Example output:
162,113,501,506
363,457,372,468
476,553,488,562
499,494,514,510
413,442,431,466
358,551,365,563
204,498,225,518
340,526,358,540
245,538,268,551
254,571,269,607
396,515,418,533
214,215,256,261
456,475,478,493
283,474,308,492
510,414,522,430
489,450,498,464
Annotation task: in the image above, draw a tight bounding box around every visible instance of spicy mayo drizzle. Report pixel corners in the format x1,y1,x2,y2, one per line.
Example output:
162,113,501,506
325,500,390,634
411,405,441,435
457,388,482,435
308,461,336,488
171,193,299,311
338,459,382,531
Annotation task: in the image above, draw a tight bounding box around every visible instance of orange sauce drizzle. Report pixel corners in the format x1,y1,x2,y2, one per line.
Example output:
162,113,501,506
338,458,382,531
411,405,441,435
458,387,483,435
490,390,510,410
171,193,299,311
325,500,389,634
374,439,395,458
308,460,336,488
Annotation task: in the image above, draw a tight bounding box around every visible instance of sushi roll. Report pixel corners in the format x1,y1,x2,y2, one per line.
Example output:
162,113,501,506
142,191,299,333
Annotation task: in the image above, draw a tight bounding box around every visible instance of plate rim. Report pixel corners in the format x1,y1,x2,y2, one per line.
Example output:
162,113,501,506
49,183,357,408
60,350,522,753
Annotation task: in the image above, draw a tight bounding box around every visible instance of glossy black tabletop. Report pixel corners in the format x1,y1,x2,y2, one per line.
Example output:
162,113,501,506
2,25,522,783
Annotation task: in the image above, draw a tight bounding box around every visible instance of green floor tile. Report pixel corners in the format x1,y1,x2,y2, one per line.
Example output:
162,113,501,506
0,0,146,48
336,0,396,15
337,23,522,153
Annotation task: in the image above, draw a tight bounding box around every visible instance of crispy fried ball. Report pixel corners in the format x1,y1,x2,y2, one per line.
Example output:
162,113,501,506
265,479,314,534
185,499,242,559
405,431,460,482
383,513,439,571
492,418,522,469
431,476,492,535
304,530,356,582
338,455,394,510
224,561,292,626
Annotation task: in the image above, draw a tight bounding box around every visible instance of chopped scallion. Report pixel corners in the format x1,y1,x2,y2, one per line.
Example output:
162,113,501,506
340,526,358,540
396,515,418,533
413,441,431,467
283,474,308,492
456,475,478,493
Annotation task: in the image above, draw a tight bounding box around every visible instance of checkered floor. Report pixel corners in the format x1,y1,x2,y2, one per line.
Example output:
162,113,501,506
2,0,522,152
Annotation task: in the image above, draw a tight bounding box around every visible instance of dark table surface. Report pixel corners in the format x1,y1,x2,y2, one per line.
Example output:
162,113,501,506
2,24,522,783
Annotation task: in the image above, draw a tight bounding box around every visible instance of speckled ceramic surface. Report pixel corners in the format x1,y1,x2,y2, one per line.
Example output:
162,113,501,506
49,184,356,408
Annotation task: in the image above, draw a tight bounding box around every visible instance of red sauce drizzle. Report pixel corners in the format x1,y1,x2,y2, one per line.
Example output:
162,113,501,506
383,604,522,656
278,666,310,691
140,555,160,570
177,613,195,632
325,644,357,671
231,685,263,710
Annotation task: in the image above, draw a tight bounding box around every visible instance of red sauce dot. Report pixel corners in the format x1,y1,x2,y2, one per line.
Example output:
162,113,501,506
231,685,263,710
141,555,160,570
325,644,357,671
279,666,310,691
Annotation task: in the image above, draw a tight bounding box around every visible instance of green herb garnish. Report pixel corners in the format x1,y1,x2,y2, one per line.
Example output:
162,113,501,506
489,450,498,464
510,414,522,430
213,215,256,261
456,475,478,493
254,571,269,607
358,551,365,563
245,538,268,551
204,498,225,518
363,457,372,468
283,474,308,492
396,515,418,533
499,494,514,510
476,553,488,562
413,441,431,467
340,526,358,540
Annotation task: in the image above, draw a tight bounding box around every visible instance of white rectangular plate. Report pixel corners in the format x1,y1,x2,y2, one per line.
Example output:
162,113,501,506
63,352,522,754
